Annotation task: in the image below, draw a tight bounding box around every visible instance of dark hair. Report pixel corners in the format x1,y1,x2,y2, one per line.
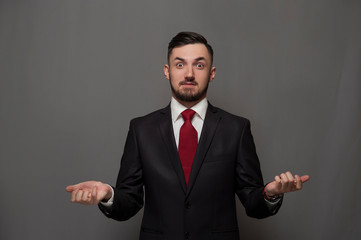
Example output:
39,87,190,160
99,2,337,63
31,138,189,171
167,31,214,64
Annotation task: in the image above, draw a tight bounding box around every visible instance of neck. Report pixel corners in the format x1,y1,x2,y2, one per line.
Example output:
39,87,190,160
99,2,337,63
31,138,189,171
173,95,206,108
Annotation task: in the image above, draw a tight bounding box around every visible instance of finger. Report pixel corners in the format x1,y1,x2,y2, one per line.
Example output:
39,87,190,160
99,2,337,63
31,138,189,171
275,175,281,185
75,190,84,202
65,185,74,192
66,183,84,192
294,174,302,190
82,190,90,201
285,172,294,192
91,187,99,204
285,171,294,182
274,176,282,189
300,175,310,183
66,184,81,192
92,186,97,198
270,176,282,195
279,173,289,192
279,173,287,181
70,189,79,202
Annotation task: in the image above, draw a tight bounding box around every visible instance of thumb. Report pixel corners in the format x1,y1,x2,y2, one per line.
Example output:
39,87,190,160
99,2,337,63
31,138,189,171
65,185,74,192
300,175,310,183
65,184,80,192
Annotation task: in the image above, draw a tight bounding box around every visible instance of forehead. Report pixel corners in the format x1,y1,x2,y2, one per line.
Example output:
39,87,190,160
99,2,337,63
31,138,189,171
169,44,211,61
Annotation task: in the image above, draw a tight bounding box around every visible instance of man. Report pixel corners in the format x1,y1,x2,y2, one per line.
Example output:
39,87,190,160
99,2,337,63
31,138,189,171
66,32,309,240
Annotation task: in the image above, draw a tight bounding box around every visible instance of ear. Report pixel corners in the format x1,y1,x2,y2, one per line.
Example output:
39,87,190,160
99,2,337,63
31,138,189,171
209,66,216,82
163,64,170,80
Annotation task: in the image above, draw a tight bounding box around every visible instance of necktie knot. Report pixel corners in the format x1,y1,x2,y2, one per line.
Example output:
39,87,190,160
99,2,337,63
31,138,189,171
181,109,196,121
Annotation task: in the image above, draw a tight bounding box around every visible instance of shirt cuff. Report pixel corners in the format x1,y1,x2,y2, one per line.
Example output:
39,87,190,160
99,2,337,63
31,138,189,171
99,184,114,207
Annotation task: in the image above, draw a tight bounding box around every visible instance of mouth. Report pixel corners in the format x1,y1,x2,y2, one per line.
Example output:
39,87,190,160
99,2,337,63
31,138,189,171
180,81,197,87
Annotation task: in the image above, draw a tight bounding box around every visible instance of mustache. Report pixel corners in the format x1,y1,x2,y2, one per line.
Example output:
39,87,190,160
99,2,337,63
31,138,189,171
179,79,197,86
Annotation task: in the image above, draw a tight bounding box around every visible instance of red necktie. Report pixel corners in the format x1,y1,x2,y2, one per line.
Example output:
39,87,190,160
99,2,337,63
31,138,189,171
178,109,198,186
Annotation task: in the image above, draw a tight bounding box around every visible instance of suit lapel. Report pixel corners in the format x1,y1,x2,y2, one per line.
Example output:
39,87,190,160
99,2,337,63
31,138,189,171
158,105,187,193
186,103,221,197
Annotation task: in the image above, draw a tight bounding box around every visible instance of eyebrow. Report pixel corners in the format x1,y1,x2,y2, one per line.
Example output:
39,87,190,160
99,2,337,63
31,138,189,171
195,57,206,62
174,57,185,62
173,57,207,62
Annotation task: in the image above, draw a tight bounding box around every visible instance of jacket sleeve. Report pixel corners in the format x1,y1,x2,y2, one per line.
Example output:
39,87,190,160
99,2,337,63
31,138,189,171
235,119,282,218
98,120,144,221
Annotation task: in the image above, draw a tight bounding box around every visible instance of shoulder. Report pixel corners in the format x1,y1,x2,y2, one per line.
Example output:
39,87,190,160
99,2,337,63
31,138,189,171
208,103,250,125
129,105,170,127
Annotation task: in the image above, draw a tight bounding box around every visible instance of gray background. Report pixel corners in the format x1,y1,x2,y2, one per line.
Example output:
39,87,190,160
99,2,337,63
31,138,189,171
1,0,360,239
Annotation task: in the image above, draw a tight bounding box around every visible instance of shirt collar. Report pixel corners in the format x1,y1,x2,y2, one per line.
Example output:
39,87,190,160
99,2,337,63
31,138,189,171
171,97,208,123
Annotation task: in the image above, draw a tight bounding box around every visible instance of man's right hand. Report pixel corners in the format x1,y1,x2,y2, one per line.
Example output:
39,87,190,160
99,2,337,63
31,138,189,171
65,181,112,205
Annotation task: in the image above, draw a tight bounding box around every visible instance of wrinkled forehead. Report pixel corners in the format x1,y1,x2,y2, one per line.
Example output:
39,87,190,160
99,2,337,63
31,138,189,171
168,44,212,63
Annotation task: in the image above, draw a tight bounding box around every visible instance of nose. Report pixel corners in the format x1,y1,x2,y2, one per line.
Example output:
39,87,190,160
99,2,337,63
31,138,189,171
185,66,194,80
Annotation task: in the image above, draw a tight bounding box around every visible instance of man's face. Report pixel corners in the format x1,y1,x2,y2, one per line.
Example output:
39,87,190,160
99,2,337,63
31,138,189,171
164,44,216,106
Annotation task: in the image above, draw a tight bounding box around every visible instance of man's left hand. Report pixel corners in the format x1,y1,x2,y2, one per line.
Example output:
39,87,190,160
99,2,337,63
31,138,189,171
264,171,310,197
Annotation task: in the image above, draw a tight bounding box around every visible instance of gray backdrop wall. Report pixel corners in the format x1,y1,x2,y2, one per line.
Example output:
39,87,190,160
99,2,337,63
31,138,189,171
1,0,360,239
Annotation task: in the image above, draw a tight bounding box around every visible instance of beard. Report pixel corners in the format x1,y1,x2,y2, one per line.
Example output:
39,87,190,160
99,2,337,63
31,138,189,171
170,77,209,103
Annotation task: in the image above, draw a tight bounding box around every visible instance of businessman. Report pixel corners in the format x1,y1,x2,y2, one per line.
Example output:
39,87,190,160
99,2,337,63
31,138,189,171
66,32,309,240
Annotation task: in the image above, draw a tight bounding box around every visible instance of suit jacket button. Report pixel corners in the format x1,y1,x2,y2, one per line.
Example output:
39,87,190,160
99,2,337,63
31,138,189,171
185,201,191,209
185,231,191,239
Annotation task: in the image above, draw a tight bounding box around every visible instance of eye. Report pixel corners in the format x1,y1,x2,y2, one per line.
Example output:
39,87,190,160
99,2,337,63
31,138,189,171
196,63,204,69
176,63,184,68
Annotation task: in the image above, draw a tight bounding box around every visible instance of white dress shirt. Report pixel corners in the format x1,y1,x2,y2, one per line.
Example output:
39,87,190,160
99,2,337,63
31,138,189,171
171,97,208,148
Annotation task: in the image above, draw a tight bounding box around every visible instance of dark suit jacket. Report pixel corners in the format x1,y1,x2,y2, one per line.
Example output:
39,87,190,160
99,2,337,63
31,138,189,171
99,103,281,240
